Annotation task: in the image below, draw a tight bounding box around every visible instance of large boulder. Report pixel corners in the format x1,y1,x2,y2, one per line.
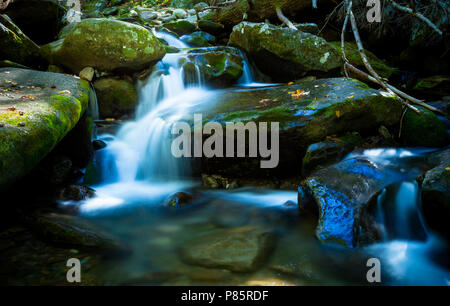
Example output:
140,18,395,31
42,18,166,74
0,14,46,69
179,226,275,272
93,77,138,119
301,157,412,248
330,41,397,79
0,68,90,190
4,0,67,44
179,78,403,177
421,149,450,241
401,106,448,147
181,47,244,88
229,22,341,81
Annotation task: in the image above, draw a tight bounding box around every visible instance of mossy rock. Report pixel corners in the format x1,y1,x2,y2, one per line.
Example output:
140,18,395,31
82,0,109,15
330,41,397,79
0,68,90,190
162,19,196,35
42,18,166,74
229,22,341,82
0,14,47,69
401,106,448,147
4,0,67,44
181,46,244,88
413,75,450,97
198,20,224,35
172,77,403,177
93,78,138,119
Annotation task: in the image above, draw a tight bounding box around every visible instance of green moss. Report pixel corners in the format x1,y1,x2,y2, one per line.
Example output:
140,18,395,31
402,106,448,147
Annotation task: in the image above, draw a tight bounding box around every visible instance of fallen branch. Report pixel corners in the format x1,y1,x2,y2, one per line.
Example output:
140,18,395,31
387,0,443,36
276,6,296,30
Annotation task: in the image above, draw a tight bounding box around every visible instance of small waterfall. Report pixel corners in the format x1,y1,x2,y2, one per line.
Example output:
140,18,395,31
155,31,189,49
377,181,427,242
96,45,212,183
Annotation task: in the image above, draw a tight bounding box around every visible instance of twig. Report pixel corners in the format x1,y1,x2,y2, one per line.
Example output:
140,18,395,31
387,0,443,36
276,6,296,30
318,1,344,35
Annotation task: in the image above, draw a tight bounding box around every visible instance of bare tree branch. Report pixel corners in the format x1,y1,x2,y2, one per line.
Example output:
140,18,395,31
276,6,296,30
387,0,443,36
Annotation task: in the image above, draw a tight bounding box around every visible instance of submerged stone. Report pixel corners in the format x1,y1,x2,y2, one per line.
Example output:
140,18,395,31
179,226,275,272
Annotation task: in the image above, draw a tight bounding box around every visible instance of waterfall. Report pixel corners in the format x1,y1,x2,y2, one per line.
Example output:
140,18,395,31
96,46,212,183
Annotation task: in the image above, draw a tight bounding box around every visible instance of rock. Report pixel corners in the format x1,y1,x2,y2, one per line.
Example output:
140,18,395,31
57,22,77,40
93,139,107,150
179,226,275,272
330,41,397,79
0,68,90,190
413,75,450,98
180,31,215,47
181,47,244,87
173,8,187,19
59,184,95,201
162,191,194,208
202,174,239,190
102,6,119,16
302,132,364,175
28,213,131,256
229,22,341,81
138,9,157,22
162,19,196,36
401,106,448,147
4,0,67,44
42,18,166,74
302,157,408,247
93,77,138,119
421,149,450,241
183,78,402,177
0,14,46,69
47,64,64,73
79,67,95,82
198,20,224,35
295,23,319,35
194,2,209,12
82,0,109,16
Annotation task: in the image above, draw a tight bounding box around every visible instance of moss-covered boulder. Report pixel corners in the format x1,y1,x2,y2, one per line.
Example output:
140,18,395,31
198,20,224,35
413,75,450,98
4,0,67,44
401,106,448,147
162,19,196,35
93,78,138,119
180,31,215,47
181,47,243,87
421,149,450,241
176,78,403,177
0,68,90,190
0,14,46,69
330,41,397,79
229,22,341,81
42,18,166,74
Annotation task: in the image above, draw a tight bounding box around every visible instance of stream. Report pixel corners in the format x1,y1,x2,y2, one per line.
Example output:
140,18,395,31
59,34,449,286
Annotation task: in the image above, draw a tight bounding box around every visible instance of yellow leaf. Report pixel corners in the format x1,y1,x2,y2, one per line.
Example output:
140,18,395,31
446,167,450,171
288,82,294,85
336,110,341,118
345,95,354,99
58,90,71,95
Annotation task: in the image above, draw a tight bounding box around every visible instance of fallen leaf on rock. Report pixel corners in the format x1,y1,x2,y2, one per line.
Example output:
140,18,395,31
345,95,354,99
58,90,71,95
336,110,341,118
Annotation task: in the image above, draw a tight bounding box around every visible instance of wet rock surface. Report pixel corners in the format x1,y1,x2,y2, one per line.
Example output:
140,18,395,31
179,226,276,272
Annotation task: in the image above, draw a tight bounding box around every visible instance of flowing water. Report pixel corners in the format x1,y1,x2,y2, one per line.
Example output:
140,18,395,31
63,36,449,286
